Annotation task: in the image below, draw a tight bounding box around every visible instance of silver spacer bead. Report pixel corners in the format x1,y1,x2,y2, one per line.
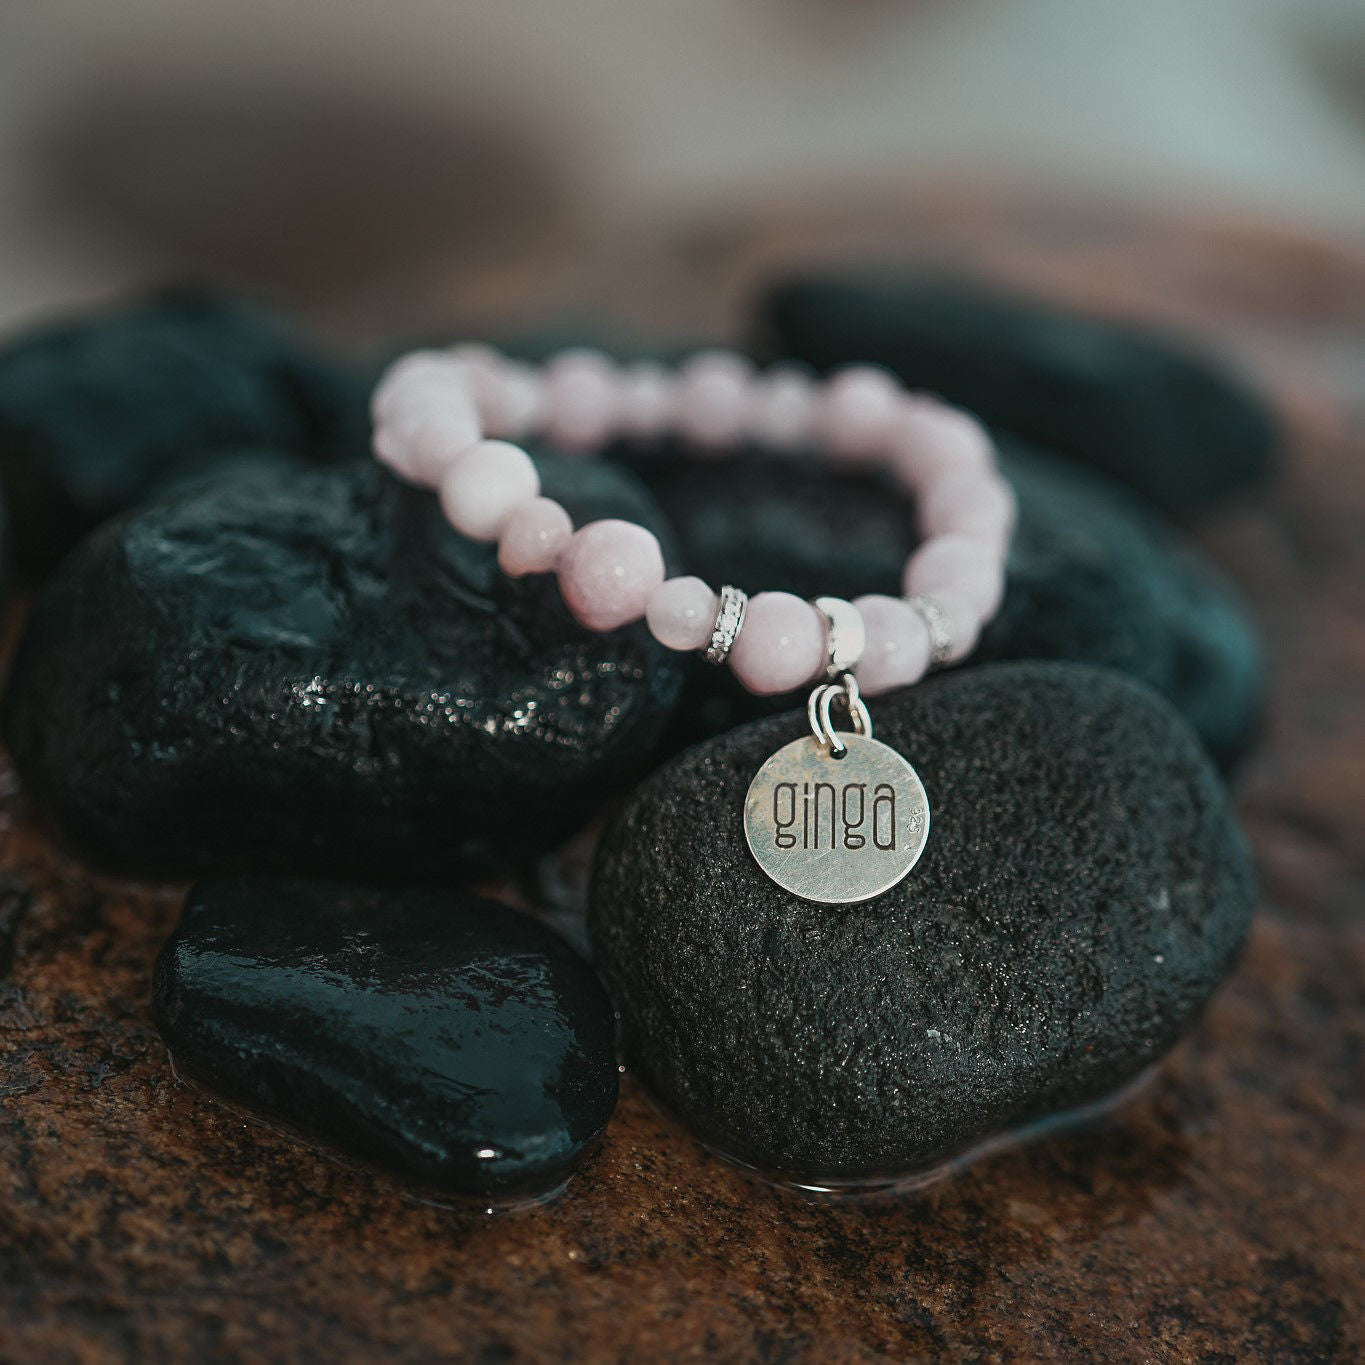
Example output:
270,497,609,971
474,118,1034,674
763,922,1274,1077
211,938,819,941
907,593,953,667
704,585,748,665
812,595,866,681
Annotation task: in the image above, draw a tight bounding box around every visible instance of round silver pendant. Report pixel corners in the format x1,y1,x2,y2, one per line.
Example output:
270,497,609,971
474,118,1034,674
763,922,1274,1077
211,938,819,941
743,731,930,905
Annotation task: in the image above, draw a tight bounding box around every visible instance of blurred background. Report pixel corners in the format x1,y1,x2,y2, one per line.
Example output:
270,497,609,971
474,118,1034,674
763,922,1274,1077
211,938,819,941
2,0,1364,347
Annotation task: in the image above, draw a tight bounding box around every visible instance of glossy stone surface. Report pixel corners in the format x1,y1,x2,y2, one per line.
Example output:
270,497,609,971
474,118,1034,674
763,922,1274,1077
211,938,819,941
1,456,683,877
0,287,370,573
758,269,1277,511
621,441,1261,768
153,879,618,1198
591,662,1255,1181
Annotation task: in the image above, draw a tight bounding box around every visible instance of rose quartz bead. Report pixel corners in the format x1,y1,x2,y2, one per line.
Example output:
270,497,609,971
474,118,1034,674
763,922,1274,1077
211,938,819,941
747,366,817,448
438,439,540,542
728,591,825,696
889,397,995,490
619,361,677,439
497,496,573,577
818,365,903,462
542,349,619,451
646,576,718,651
676,350,753,451
903,533,1006,618
852,594,932,697
371,350,465,424
918,471,1017,551
402,399,483,486
557,519,665,631
478,359,544,440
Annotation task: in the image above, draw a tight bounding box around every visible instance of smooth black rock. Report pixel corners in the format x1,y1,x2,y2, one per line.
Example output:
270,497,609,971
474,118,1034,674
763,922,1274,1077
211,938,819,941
153,879,618,1198
590,662,1255,1182
0,287,370,573
757,269,1277,511
2,456,684,877
619,441,1261,769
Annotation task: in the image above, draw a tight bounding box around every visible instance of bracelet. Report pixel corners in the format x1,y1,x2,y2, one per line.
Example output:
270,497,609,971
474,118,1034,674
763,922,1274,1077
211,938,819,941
370,345,1014,701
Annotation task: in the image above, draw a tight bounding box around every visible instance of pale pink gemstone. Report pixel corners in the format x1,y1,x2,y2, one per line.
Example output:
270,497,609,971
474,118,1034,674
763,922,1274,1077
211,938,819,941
619,362,677,439
727,591,825,696
747,366,817,449
480,359,544,440
542,349,619,452
403,398,483,486
818,365,903,462
676,350,754,451
852,594,932,697
902,533,1006,618
646,576,719,651
497,496,574,577
919,471,1017,551
557,519,665,631
889,397,995,491
371,350,465,424
438,439,540,542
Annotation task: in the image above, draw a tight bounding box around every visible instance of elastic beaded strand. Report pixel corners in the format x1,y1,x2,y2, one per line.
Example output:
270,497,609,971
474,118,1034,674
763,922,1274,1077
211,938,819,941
371,346,1014,698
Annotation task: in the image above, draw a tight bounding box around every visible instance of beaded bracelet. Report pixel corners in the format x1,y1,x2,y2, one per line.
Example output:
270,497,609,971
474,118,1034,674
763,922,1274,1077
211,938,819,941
371,345,1014,700
372,345,1014,904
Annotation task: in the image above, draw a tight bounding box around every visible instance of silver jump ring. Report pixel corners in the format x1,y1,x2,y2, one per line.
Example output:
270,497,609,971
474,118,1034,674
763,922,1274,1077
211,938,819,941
807,672,874,756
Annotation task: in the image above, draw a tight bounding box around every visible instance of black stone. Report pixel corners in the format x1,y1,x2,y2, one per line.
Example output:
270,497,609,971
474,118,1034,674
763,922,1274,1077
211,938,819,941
590,662,1255,1183
2,456,684,878
0,287,371,574
153,879,618,1198
619,441,1261,769
757,269,1277,511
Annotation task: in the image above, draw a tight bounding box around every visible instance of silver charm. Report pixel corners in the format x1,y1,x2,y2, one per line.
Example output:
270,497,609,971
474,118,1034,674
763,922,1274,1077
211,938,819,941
743,673,930,905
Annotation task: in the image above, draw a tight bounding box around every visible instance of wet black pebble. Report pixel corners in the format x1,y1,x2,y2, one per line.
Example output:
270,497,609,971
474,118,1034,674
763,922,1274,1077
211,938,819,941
590,662,1255,1184
757,268,1277,511
0,287,370,573
153,879,618,1199
622,442,1260,769
2,456,684,877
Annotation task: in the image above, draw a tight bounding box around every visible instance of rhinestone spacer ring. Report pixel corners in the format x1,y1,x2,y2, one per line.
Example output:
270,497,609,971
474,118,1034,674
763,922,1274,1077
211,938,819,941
907,593,953,667
704,585,748,665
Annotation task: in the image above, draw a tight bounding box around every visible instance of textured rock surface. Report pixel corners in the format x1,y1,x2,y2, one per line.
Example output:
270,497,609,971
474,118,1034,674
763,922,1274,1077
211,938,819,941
2,456,684,877
153,879,618,1198
624,441,1261,767
757,269,1277,511
591,663,1255,1181
0,288,370,573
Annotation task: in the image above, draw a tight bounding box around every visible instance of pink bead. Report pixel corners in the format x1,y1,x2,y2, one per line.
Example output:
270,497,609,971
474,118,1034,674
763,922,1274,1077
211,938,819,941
727,591,825,696
747,366,817,448
479,359,544,440
889,397,995,490
557,519,665,631
438,439,540,542
676,350,753,450
818,365,903,462
619,362,676,439
371,350,465,424
403,399,483,485
903,534,1006,618
646,576,718,651
497,496,573,577
542,349,619,452
919,472,1017,551
853,594,932,697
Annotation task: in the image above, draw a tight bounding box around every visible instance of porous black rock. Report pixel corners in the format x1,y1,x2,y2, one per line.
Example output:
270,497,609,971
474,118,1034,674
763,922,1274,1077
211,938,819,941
757,269,1277,510
2,456,684,877
620,442,1261,769
153,879,618,1198
0,287,371,573
590,662,1255,1183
